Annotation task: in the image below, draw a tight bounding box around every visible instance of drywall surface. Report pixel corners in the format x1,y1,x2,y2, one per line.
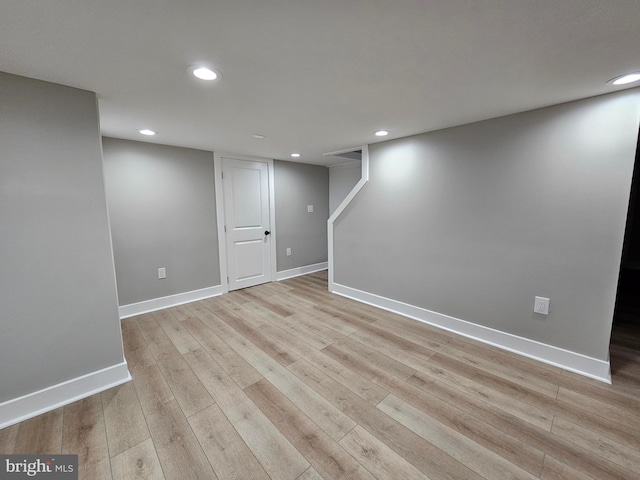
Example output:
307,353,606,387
334,89,640,360
0,72,124,403
274,160,329,271
329,161,362,214
102,138,220,305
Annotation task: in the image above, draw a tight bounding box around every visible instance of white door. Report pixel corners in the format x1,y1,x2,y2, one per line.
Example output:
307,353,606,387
222,157,273,290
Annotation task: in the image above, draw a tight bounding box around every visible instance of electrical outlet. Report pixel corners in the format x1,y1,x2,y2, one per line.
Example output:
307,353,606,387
286,247,292,256
158,267,166,279
307,205,314,213
534,296,549,315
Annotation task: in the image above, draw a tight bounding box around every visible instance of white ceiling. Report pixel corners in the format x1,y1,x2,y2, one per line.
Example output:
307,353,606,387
1,0,639,166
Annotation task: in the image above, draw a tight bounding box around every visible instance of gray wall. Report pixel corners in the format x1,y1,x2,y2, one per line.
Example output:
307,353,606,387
274,160,329,271
102,138,220,306
0,73,124,403
334,89,640,360
329,162,361,214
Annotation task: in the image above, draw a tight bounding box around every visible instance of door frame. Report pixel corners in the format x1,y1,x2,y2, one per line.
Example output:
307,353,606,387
214,152,277,294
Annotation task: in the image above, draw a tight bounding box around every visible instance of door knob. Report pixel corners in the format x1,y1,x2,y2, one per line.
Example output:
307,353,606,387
265,230,271,235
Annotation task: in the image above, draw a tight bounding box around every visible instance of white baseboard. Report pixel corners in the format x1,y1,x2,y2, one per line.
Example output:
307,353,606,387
0,362,131,429
276,262,328,281
331,283,611,384
119,285,223,319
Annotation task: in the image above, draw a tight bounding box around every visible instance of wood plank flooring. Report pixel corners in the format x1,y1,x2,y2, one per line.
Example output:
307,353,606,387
3,270,640,479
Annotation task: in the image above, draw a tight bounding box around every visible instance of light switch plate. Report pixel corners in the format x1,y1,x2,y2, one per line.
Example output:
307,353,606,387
307,205,314,213
158,267,166,279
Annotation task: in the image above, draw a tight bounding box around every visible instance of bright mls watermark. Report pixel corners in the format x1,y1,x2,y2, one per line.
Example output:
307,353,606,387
1,455,77,479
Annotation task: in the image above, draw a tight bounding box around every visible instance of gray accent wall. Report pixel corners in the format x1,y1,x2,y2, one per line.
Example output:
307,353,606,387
329,162,361,214
0,73,124,403
274,160,329,272
334,89,640,360
102,138,220,306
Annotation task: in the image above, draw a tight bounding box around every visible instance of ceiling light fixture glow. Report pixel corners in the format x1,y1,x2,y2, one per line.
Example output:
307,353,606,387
253,134,266,139
192,66,218,80
139,129,157,136
291,153,301,158
609,72,640,85
375,130,389,136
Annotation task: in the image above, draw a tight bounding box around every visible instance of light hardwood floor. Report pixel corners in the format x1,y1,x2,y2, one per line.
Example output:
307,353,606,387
2,271,640,479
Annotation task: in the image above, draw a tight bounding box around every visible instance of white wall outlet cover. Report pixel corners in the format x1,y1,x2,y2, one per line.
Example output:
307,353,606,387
158,267,166,279
307,205,314,213
286,247,292,256
534,296,550,315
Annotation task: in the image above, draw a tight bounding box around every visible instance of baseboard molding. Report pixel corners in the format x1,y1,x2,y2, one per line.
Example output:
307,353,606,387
331,283,611,383
0,362,131,429
276,262,328,281
119,285,224,319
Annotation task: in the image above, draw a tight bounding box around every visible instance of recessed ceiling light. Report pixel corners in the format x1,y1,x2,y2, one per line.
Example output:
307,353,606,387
291,153,301,158
375,130,389,137
253,134,266,139
139,129,157,136
609,72,640,86
191,66,219,81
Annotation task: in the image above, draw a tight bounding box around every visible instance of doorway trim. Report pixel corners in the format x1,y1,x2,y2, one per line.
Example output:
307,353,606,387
327,144,369,292
214,152,277,294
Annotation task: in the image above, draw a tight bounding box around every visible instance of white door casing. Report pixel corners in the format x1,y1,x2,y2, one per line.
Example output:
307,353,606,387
216,154,275,291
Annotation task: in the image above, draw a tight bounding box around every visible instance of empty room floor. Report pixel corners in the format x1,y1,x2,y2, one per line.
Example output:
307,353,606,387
1,271,640,479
